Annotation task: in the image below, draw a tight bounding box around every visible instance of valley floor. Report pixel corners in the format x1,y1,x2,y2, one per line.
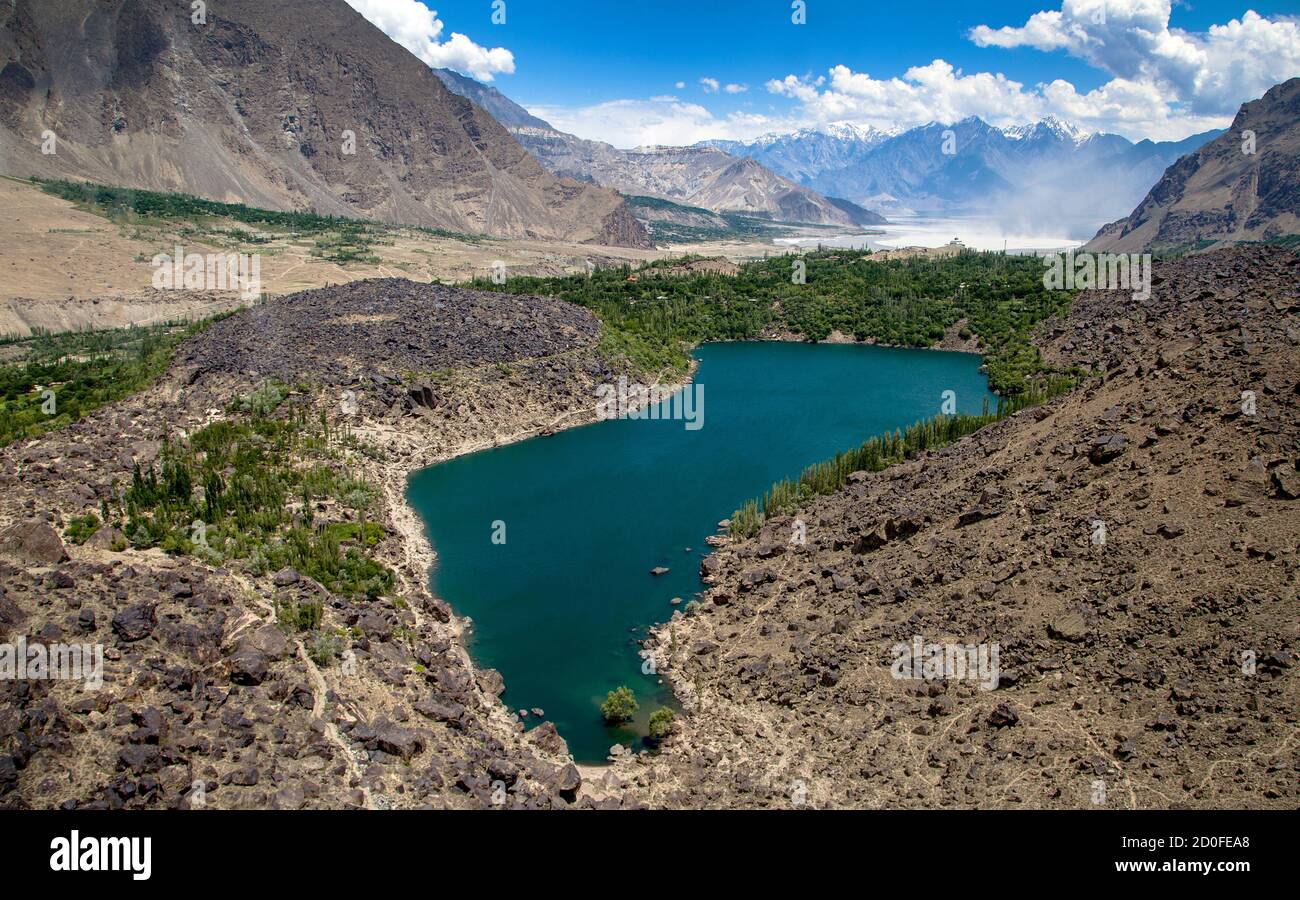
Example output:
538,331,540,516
0,177,663,336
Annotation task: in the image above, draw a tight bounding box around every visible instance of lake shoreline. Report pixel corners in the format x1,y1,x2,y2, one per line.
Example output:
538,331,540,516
353,347,702,771
390,333,992,766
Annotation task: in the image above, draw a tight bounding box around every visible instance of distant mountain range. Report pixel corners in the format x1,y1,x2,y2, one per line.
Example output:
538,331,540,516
6,0,1271,254
705,117,1224,237
433,67,1237,242
0,0,651,247
1089,77,1299,253
434,70,886,229
701,123,898,188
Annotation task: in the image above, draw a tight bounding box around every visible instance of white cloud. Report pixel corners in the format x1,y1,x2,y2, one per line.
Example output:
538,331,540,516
675,81,686,89
970,1,1300,117
700,77,721,93
781,61,1046,128
757,3,1297,142
724,83,749,94
344,0,515,81
528,98,782,149
768,44,1277,142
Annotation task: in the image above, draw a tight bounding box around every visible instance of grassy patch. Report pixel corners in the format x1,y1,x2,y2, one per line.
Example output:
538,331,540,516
35,178,476,241
64,514,102,545
31,177,483,262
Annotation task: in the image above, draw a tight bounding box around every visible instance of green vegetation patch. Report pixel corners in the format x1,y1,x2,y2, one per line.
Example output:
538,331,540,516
475,249,1074,393
0,316,232,448
600,686,639,724
32,177,482,256
624,195,799,243
648,707,675,741
114,384,394,599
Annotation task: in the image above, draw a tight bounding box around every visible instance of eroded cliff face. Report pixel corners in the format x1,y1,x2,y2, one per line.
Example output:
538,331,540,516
1088,79,1300,253
0,0,651,248
619,247,1298,809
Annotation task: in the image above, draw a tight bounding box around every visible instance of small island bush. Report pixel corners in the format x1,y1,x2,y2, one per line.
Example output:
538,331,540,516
601,686,638,724
648,707,676,742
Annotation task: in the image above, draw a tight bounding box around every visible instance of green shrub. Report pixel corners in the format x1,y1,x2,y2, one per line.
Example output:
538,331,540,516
64,514,102,545
601,686,638,724
276,599,323,632
648,707,675,741
307,632,342,667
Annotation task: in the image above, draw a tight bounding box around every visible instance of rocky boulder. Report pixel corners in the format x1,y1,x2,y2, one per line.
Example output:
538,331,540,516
0,521,68,566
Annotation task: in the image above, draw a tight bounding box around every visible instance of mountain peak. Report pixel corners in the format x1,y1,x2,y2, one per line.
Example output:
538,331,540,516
1003,116,1090,143
0,0,647,246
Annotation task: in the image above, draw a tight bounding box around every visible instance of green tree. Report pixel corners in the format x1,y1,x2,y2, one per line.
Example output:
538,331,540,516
648,707,675,742
601,686,638,724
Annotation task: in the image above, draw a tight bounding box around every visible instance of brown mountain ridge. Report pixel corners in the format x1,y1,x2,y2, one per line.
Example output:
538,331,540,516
1088,78,1300,253
0,0,651,247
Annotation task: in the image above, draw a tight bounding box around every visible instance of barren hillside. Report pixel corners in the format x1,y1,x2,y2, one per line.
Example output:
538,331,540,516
0,0,650,247
1088,79,1300,253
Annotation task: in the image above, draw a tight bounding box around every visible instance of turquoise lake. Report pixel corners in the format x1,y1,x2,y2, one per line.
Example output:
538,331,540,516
406,341,995,763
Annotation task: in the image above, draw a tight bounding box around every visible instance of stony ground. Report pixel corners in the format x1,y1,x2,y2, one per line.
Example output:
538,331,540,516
616,246,1299,808
0,280,630,809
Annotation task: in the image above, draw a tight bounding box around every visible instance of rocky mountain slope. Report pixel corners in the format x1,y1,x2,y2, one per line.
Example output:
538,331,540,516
0,0,650,247
1088,78,1300,253
516,132,881,227
3,245,1294,810
613,246,1299,808
432,67,553,131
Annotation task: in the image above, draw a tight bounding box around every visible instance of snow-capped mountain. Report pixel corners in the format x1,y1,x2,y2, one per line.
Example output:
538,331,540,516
703,116,1223,230
1001,115,1090,144
700,123,897,185
426,64,1223,239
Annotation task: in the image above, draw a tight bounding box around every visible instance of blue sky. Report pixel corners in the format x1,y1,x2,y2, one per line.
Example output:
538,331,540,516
345,0,1300,145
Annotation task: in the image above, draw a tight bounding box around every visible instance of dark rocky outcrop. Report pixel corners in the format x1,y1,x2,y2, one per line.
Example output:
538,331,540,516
0,521,68,566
